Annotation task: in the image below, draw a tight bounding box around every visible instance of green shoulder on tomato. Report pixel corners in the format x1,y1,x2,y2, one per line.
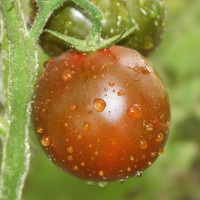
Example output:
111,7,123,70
33,0,166,57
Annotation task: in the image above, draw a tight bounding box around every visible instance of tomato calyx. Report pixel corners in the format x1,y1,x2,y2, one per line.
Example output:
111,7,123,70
44,0,136,53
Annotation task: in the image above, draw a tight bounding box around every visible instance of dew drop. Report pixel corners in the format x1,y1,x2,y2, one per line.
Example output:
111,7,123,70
80,162,85,167
37,127,44,134
144,37,153,50
82,122,91,131
128,104,142,119
73,165,79,171
148,161,152,166
98,170,104,176
67,155,73,161
62,70,74,81
158,148,164,155
93,98,106,112
67,146,74,153
145,123,154,132
35,83,39,90
139,139,148,150
94,151,99,156
109,82,115,87
117,90,126,96
87,181,94,186
151,152,157,157
127,167,132,172
130,156,134,161
98,182,107,188
136,171,143,177
41,135,51,147
71,104,77,111
156,133,164,142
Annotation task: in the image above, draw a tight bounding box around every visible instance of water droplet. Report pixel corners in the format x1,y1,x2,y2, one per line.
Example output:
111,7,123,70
67,146,74,153
35,83,39,90
80,162,85,166
43,59,55,69
87,181,94,186
151,152,157,157
117,90,126,96
145,124,154,132
94,151,99,156
93,98,106,112
144,37,153,50
158,148,164,155
62,70,74,81
71,104,77,111
130,156,134,161
109,82,115,87
139,139,148,150
77,134,82,140
41,135,51,147
67,155,73,161
127,167,132,172
93,75,97,79
82,122,91,131
89,144,92,148
156,133,164,142
37,127,43,134
136,171,143,177
142,154,146,159
127,104,142,119
148,161,152,166
73,165,79,171
98,170,104,176
98,182,107,188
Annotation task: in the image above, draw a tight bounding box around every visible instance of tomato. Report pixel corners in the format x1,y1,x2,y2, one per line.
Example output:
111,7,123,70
31,0,166,57
32,46,170,182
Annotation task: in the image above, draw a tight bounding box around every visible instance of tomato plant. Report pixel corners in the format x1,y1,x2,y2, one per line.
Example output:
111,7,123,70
32,46,170,182
31,0,166,57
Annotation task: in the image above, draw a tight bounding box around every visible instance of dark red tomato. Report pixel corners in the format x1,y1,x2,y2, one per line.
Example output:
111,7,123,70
32,46,170,182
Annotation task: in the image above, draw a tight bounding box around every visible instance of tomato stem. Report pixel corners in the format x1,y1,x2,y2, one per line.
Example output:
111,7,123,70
45,0,136,52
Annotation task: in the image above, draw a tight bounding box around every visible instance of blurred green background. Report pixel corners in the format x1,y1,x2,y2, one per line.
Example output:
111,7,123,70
1,0,200,199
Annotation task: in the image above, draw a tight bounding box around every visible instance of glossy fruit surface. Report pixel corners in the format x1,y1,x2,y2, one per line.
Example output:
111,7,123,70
32,46,170,182
32,0,166,57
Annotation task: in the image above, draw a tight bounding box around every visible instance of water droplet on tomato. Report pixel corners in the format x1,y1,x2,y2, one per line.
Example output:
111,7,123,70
71,104,77,111
82,122,91,131
109,82,115,87
130,156,134,161
117,90,126,96
37,127,43,134
67,146,74,153
67,155,73,161
139,139,148,149
62,70,74,81
73,165,79,171
127,104,142,119
98,170,104,176
156,133,164,142
41,135,51,147
93,98,106,112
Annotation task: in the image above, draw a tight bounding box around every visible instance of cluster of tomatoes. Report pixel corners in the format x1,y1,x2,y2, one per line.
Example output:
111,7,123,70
32,0,170,182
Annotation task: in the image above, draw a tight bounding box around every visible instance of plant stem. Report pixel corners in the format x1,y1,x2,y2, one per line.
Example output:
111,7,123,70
0,117,7,139
72,0,103,44
0,2,37,199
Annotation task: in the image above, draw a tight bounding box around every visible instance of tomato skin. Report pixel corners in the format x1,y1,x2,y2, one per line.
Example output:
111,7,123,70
32,0,166,57
32,46,170,182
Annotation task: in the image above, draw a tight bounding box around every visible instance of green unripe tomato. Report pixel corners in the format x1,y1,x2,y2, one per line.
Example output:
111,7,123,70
33,0,166,57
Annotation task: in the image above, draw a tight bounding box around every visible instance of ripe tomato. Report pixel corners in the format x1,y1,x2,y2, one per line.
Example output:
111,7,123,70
32,46,170,182
31,0,166,57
